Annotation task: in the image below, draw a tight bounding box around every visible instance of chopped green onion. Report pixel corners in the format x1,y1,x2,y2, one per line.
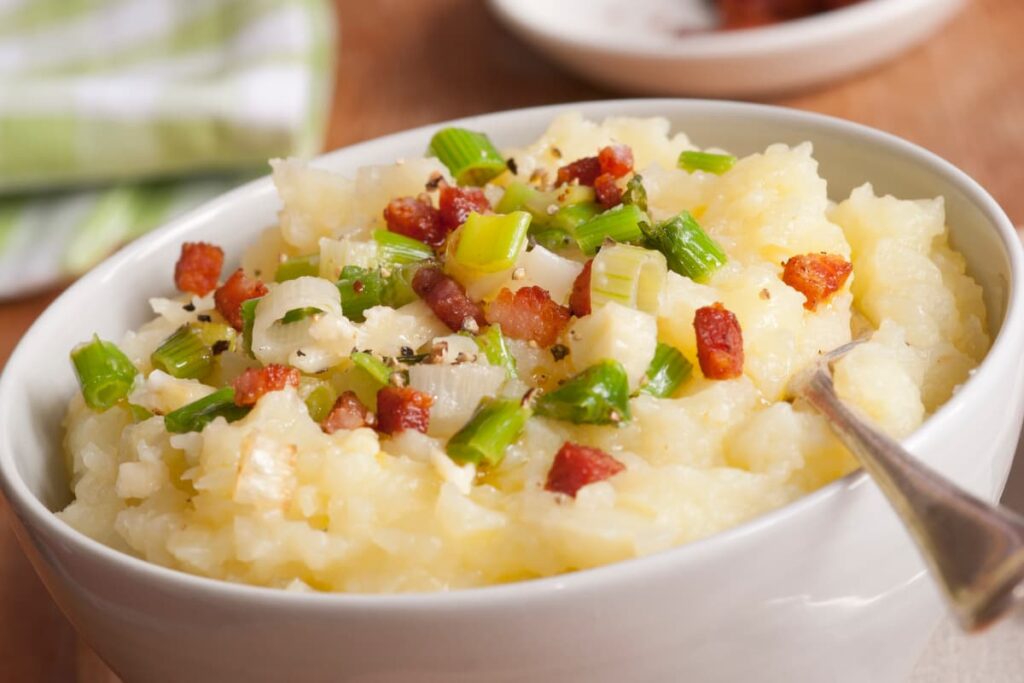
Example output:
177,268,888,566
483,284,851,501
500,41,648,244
194,322,237,352
575,203,647,255
373,229,433,265
678,151,736,175
589,243,667,314
71,336,139,411
453,211,531,272
274,253,320,282
337,266,384,322
381,263,420,308
473,325,517,378
622,175,648,212
151,325,213,379
240,297,261,357
127,403,153,422
164,387,249,434
299,377,337,423
535,360,631,425
549,202,602,236
281,307,322,324
446,397,531,466
641,343,692,398
351,351,392,388
428,128,507,186
530,228,575,252
497,182,595,224
642,211,726,282
495,182,534,215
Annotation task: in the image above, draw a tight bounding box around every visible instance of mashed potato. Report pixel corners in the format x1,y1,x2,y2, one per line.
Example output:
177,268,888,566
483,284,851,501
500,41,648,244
59,114,989,592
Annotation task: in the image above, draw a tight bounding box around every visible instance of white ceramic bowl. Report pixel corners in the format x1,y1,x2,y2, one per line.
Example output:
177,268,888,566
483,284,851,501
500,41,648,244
487,0,965,97
1,100,1021,683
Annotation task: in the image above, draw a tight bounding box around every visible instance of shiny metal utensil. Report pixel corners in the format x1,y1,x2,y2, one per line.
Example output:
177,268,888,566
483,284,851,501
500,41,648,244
791,340,1024,632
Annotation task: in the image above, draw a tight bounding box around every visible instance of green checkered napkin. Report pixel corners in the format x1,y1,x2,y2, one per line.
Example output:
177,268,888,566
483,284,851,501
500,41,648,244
0,0,335,297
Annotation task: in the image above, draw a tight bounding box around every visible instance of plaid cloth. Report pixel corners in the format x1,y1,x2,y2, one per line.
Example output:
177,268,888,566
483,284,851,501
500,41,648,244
0,0,335,297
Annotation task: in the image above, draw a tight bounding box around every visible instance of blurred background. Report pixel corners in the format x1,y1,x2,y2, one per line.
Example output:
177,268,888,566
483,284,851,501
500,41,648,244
0,0,1022,679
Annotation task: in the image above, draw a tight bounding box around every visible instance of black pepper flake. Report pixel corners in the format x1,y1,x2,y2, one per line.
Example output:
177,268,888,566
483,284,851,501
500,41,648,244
182,303,196,312
550,344,570,362
211,340,230,356
197,314,212,323
296,349,307,357
425,173,444,191
506,157,519,175
400,346,415,358
551,146,562,159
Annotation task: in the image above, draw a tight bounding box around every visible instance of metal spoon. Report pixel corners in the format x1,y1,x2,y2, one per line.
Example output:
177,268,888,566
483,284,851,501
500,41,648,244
790,340,1024,632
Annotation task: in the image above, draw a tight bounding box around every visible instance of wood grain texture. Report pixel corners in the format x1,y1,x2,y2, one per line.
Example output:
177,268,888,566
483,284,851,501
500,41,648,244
0,0,1021,680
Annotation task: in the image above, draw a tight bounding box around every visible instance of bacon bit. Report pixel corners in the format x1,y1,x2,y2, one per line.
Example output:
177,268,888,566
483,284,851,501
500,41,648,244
569,259,593,317
321,391,373,433
782,253,853,310
174,242,224,296
555,156,601,187
376,385,433,435
411,266,487,333
232,364,300,407
593,173,623,209
485,286,571,348
694,303,744,380
383,195,444,246
214,268,268,330
438,184,490,232
545,442,625,497
598,144,634,178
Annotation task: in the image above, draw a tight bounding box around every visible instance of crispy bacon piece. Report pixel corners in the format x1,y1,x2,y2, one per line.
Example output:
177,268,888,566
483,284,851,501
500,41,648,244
383,195,444,246
782,253,853,310
411,266,487,332
593,173,622,209
545,442,625,497
569,259,593,317
321,391,373,434
232,364,300,407
376,385,433,435
694,303,744,380
598,144,634,178
174,242,224,296
485,286,571,348
214,268,268,330
555,156,601,187
439,184,490,232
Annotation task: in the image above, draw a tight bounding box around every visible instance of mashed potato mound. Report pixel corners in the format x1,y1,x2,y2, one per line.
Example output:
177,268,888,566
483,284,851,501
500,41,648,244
60,114,990,592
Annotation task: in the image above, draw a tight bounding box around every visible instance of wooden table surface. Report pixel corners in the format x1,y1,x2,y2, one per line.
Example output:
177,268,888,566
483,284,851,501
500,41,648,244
2,0,1023,680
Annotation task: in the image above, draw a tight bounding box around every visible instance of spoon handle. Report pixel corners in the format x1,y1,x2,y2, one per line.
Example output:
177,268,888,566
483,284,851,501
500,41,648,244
801,367,1024,631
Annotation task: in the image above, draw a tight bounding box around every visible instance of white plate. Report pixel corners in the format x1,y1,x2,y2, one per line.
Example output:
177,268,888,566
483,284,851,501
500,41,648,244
487,0,965,97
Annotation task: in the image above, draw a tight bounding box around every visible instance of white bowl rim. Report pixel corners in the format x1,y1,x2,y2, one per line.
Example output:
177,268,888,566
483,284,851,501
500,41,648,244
0,98,1020,611
486,0,948,59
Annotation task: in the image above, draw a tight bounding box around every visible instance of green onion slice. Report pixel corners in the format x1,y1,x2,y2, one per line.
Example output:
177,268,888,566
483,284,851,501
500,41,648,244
151,325,213,380
535,360,631,425
281,307,323,324
274,253,320,282
589,243,667,314
640,343,692,398
678,150,736,175
453,211,531,273
299,377,337,423
381,263,420,309
351,351,393,388
622,175,648,212
530,228,575,252
164,387,249,434
374,229,433,265
446,397,531,466
70,335,139,411
575,203,647,255
642,211,726,283
240,297,261,357
473,325,517,379
549,202,602,237
337,266,385,322
428,128,507,186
